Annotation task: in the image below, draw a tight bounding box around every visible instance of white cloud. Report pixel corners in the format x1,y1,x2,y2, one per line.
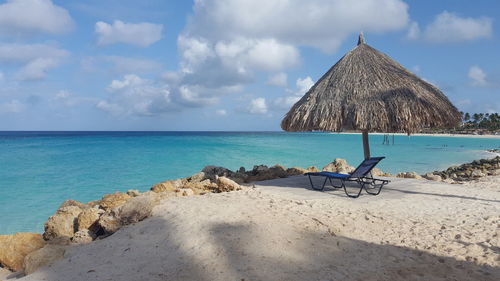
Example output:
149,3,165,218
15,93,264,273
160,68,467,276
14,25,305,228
267,72,287,87
95,20,163,47
0,99,25,113
0,0,73,36
273,96,300,110
175,84,218,107
215,109,227,116
406,21,420,40
410,11,492,43
0,43,69,80
468,66,487,87
100,74,174,116
247,97,268,115
296,76,314,95
178,35,214,72
186,0,409,53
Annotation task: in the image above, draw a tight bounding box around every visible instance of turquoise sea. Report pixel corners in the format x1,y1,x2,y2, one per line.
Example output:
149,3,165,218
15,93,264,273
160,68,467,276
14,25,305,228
0,131,499,235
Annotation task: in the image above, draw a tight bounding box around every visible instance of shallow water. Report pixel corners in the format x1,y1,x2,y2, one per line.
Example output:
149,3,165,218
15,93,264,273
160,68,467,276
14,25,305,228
0,131,498,234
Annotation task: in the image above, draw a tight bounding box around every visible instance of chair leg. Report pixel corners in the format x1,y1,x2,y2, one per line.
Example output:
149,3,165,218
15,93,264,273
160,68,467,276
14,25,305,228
364,181,386,196
342,180,364,198
308,175,328,191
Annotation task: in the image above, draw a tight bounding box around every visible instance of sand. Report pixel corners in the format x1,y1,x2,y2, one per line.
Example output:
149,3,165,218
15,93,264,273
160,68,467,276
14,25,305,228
18,175,500,281
337,132,500,139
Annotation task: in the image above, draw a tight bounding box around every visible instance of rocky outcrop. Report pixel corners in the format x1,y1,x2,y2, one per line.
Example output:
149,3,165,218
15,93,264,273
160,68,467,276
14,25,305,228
396,172,423,179
77,208,103,232
72,230,96,244
0,233,46,272
43,205,83,241
245,165,288,182
286,167,308,176
151,178,187,193
23,244,65,275
99,192,132,210
427,156,500,182
116,195,159,225
215,176,244,192
322,159,355,174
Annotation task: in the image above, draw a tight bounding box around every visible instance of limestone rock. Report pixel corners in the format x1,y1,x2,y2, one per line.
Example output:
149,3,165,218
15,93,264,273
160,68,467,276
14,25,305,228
246,164,288,182
58,199,88,210
126,189,141,197
471,169,485,178
71,230,96,244
77,208,103,232
182,179,217,194
97,211,121,235
23,244,65,275
322,158,355,174
201,166,235,181
44,205,83,241
307,166,320,173
116,195,159,225
396,172,423,179
151,179,186,193
286,167,308,176
100,192,132,210
0,233,45,272
215,176,243,192
422,173,442,181
187,172,205,183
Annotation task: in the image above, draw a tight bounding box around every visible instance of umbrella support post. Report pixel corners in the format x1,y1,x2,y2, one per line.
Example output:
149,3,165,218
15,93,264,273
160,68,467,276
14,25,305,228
362,130,370,160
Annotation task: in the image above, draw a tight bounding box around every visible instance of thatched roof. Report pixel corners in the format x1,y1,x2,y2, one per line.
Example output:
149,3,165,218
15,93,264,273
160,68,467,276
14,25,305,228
281,33,461,134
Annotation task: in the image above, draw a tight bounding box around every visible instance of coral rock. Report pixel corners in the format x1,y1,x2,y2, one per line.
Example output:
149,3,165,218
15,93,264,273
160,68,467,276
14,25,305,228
100,192,132,210
151,179,186,193
216,176,243,192
77,208,103,232
286,167,308,176
43,206,83,241
71,230,96,244
0,233,45,272
116,195,159,225
322,158,355,174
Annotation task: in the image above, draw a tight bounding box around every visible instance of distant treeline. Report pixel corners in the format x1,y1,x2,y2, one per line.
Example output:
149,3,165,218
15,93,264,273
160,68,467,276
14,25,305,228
460,112,500,131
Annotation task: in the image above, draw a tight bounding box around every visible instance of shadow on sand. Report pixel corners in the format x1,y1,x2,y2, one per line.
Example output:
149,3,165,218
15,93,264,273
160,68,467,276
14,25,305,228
20,217,499,281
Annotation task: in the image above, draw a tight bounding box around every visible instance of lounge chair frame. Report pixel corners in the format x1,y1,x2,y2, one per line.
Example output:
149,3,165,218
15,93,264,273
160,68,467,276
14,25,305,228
306,157,389,198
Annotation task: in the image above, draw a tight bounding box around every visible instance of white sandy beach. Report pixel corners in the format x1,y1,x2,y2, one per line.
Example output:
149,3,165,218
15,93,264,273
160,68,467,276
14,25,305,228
14,174,499,281
336,132,500,139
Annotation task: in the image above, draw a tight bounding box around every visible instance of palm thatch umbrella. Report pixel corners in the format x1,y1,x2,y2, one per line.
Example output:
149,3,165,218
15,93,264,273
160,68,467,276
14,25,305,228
281,33,461,160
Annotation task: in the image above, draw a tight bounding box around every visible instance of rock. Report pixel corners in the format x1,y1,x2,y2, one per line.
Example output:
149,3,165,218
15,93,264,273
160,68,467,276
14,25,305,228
116,195,159,225
201,166,235,181
228,172,248,184
396,172,423,179
471,169,485,178
176,188,195,197
77,208,103,232
97,211,121,235
151,179,186,193
58,199,88,210
322,159,355,174
44,205,83,241
182,179,217,193
126,189,141,197
215,176,243,192
0,233,46,272
246,164,288,182
99,192,132,210
422,173,442,181
187,172,205,183
238,167,246,173
307,166,320,173
286,167,308,176
23,244,65,275
71,230,96,244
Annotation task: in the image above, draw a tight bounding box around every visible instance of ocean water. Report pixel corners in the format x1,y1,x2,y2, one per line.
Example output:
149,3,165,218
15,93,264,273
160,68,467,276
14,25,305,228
0,131,498,235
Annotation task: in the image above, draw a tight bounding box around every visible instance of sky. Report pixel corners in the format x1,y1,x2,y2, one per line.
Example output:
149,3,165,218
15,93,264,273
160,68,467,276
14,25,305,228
0,0,498,131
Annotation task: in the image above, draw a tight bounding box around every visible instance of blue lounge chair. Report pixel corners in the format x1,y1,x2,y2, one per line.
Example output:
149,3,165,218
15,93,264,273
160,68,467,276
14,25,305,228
305,157,389,198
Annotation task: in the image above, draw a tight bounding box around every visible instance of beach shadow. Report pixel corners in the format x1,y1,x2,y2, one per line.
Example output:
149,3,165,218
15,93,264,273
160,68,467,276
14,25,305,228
21,217,499,281
383,187,500,204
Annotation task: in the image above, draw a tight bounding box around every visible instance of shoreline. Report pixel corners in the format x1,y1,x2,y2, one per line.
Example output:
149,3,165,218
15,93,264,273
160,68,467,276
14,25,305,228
335,132,500,139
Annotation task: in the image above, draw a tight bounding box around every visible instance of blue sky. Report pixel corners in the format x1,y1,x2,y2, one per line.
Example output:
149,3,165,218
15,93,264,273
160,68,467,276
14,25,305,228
0,0,498,131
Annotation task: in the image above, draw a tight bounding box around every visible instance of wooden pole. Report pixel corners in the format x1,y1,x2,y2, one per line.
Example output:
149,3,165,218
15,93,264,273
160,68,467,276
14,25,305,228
362,130,370,160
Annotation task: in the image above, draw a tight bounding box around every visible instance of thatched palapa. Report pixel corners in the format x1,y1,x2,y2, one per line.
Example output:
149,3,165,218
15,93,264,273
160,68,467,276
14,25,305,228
281,33,461,159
